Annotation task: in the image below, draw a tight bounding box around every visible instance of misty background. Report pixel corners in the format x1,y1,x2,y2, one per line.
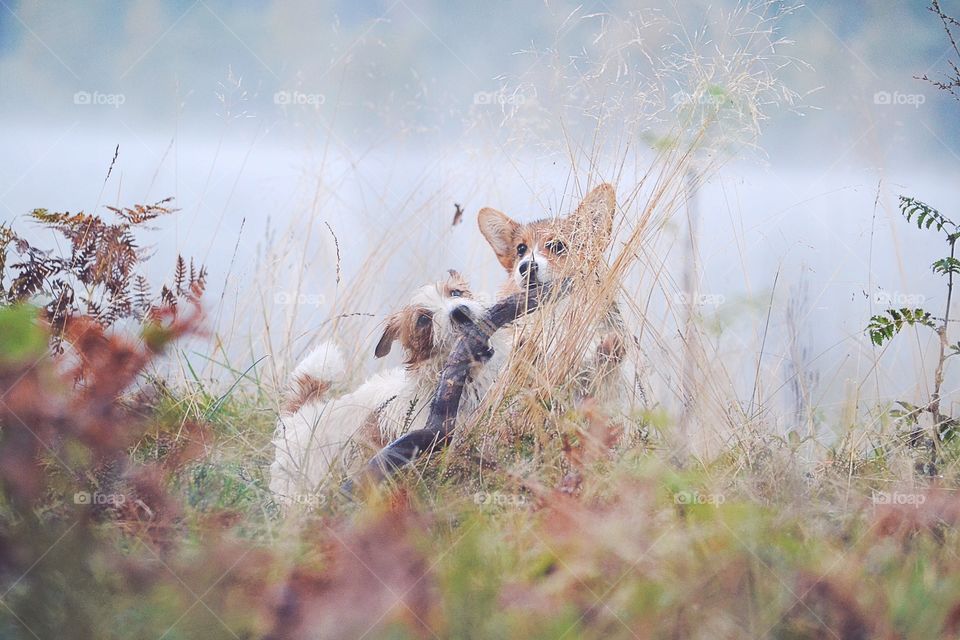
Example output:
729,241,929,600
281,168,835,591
1,0,959,445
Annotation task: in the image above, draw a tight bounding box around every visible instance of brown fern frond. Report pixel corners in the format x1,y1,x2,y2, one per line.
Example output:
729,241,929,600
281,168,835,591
185,259,209,297
109,290,133,321
194,265,208,296
0,225,17,300
173,255,186,294
106,198,178,224
133,275,152,313
4,197,204,351
9,248,55,299
46,279,73,317
29,208,96,227
110,231,139,281
159,285,177,309
84,298,103,320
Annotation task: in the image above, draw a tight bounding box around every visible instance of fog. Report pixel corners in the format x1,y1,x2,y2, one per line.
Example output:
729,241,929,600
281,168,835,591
2,0,959,437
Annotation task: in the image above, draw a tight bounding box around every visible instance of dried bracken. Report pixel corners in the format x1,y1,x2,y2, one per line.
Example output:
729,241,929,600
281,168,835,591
0,199,206,352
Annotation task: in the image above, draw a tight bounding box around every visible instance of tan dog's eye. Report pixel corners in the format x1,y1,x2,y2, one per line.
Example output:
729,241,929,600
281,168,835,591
416,312,432,328
517,243,528,257
545,240,567,255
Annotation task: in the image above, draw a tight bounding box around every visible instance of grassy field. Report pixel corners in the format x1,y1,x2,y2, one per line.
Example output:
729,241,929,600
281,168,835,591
4,2,960,639
2,298,960,640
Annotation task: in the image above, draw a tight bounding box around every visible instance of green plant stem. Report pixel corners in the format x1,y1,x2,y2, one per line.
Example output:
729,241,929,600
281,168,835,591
931,236,956,446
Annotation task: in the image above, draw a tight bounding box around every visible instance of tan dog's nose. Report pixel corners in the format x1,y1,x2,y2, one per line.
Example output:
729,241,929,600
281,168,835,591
519,259,538,278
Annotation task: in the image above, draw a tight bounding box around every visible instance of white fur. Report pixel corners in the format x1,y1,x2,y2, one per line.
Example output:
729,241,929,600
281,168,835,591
269,282,501,505
509,239,638,413
514,242,554,289
268,368,417,503
292,341,345,384
506,293,641,417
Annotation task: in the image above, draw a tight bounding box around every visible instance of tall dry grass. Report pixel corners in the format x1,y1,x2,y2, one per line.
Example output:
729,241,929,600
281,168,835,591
6,2,960,639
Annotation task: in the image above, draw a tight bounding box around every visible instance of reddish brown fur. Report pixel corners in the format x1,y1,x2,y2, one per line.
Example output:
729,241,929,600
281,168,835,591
282,376,332,414
377,310,434,367
478,183,616,296
375,270,475,369
478,216,573,295
441,270,471,298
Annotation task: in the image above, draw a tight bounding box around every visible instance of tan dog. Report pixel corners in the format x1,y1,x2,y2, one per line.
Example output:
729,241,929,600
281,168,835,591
478,183,634,407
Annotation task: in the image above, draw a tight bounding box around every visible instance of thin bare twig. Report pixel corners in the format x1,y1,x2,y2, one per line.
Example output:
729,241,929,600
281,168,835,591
324,221,341,284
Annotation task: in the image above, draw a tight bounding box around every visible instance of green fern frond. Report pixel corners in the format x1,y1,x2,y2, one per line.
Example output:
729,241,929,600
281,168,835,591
867,307,935,346
932,257,960,276
899,196,956,234
105,198,177,224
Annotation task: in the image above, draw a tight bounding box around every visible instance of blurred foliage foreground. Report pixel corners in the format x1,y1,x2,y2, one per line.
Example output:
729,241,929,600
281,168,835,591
2,304,960,640
8,3,960,635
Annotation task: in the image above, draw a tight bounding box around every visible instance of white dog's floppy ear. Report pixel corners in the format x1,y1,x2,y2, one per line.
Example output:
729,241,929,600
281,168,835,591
375,314,400,358
478,207,520,270
567,183,616,255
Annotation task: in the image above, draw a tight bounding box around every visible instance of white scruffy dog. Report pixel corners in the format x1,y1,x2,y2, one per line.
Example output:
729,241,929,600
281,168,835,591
269,271,501,505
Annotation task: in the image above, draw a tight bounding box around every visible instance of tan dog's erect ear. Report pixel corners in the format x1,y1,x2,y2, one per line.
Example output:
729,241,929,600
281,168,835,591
568,183,616,255
478,207,520,270
375,314,400,358
574,183,616,237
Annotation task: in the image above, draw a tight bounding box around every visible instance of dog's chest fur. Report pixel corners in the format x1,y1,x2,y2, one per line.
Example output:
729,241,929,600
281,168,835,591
504,295,634,407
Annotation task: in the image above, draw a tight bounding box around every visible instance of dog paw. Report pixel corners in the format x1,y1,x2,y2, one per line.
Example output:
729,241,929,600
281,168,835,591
469,343,495,363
